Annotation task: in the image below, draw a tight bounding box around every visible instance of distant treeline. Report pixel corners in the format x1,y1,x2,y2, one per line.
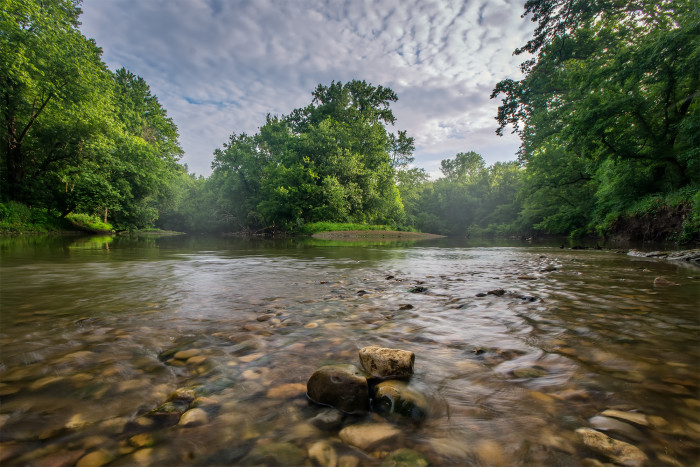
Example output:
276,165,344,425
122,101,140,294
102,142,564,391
2,0,698,242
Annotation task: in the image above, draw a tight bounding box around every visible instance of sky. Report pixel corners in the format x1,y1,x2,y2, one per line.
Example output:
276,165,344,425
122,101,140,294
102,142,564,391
79,0,535,177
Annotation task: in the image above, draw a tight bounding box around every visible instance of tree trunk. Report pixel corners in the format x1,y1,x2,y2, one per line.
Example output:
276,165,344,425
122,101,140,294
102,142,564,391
104,206,108,224
5,143,26,202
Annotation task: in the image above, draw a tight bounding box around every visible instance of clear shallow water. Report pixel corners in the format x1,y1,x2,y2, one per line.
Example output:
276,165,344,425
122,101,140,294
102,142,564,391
0,235,698,466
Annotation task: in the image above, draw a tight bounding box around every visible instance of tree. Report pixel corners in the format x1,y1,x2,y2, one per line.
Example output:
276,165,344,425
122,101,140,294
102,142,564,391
210,81,409,231
1,0,113,204
492,0,700,237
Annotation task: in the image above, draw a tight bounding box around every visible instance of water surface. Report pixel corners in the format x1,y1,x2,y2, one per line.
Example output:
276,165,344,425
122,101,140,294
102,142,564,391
1,235,698,465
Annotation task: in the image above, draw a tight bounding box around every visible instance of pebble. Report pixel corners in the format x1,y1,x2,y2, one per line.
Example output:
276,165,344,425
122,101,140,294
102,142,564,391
171,387,198,402
575,428,648,466
129,433,155,448
132,448,155,464
381,448,429,467
76,449,114,467
653,277,676,287
173,348,200,360
29,375,64,391
186,355,207,365
239,352,264,363
309,408,344,430
339,423,401,451
476,439,507,466
308,440,338,467
600,409,648,427
589,415,645,441
178,408,209,427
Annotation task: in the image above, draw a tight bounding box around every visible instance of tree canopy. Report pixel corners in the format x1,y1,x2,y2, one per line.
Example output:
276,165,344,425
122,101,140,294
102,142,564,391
492,0,699,239
1,0,185,230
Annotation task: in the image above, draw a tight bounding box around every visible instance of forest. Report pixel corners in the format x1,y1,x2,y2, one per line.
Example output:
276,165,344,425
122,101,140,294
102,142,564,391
2,0,698,243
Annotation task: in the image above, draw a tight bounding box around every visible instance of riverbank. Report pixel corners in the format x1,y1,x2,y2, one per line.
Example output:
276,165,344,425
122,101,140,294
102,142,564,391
312,230,445,240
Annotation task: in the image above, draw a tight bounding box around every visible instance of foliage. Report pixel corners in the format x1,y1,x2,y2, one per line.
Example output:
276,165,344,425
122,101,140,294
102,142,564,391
400,153,526,237
202,81,409,233
1,0,185,232
491,0,700,240
0,201,68,232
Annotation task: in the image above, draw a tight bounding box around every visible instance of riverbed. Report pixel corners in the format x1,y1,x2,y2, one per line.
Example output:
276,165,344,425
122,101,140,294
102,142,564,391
1,235,698,466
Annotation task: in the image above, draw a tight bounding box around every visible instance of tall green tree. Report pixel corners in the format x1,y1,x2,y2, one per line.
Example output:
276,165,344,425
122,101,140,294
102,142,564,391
1,0,113,205
492,0,700,236
210,81,408,231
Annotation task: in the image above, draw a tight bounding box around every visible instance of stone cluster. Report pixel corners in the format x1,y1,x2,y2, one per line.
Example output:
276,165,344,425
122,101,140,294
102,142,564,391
306,345,429,422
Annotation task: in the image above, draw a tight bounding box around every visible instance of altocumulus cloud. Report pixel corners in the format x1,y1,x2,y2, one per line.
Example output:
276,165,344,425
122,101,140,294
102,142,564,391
79,0,534,176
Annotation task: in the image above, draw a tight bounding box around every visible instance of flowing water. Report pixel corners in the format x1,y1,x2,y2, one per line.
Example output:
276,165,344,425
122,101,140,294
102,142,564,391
0,235,698,466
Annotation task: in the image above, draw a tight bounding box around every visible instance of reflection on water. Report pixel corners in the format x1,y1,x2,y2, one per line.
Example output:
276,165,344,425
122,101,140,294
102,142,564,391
1,235,698,466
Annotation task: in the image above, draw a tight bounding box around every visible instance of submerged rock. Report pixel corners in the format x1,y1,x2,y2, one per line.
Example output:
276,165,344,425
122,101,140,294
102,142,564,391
178,408,209,427
338,422,401,451
381,448,429,467
372,380,429,422
240,442,306,466
359,346,414,378
575,427,648,466
600,409,649,427
308,440,338,467
589,416,645,441
307,364,370,413
309,408,344,430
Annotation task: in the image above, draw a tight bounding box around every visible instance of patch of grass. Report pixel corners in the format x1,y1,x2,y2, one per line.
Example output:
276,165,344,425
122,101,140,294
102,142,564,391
65,213,114,233
299,222,394,234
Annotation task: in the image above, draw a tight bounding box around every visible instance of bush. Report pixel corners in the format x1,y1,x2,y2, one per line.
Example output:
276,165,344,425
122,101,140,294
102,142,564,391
0,202,68,232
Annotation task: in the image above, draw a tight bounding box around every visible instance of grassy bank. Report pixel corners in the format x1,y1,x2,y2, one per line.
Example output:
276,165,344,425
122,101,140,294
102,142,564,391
299,222,397,235
0,202,113,234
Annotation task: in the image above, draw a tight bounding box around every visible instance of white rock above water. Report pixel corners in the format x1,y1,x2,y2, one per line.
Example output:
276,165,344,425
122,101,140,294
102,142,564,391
358,345,414,378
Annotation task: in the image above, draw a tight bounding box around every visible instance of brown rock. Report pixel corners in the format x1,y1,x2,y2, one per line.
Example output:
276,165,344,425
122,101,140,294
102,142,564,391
358,346,414,378
307,364,370,413
338,423,401,451
575,428,648,466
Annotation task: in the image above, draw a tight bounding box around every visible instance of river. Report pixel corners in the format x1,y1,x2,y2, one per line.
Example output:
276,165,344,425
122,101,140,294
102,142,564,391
0,235,698,466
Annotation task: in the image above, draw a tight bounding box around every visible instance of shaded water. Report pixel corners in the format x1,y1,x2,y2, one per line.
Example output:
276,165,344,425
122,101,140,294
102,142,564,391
1,235,698,466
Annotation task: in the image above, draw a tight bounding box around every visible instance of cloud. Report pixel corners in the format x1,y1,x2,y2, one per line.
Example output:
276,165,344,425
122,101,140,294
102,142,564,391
79,0,534,176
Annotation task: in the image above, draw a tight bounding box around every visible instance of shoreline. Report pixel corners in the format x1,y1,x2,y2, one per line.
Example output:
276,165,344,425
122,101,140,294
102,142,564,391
311,230,444,240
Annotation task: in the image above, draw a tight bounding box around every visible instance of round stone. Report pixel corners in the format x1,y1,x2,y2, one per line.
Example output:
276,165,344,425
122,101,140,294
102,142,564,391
307,364,370,413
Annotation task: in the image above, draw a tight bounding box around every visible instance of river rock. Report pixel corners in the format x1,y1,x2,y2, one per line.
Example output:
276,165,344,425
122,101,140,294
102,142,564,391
589,416,645,441
76,449,114,467
372,380,429,422
338,422,401,451
178,408,209,427
309,408,344,430
240,442,305,466
600,409,649,427
149,401,187,425
575,427,648,466
359,346,414,378
653,277,677,287
308,440,338,467
381,448,429,467
307,364,370,413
